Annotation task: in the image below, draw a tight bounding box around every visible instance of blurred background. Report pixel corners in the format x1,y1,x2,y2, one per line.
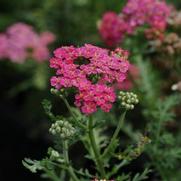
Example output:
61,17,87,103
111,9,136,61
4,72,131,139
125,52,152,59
0,0,181,180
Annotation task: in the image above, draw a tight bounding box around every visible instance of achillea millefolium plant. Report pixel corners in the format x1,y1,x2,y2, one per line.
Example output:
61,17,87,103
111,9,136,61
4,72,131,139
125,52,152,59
23,44,151,181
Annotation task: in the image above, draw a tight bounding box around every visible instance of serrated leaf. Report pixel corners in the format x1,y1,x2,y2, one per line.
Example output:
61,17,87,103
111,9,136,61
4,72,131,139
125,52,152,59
132,168,151,181
22,158,43,173
107,160,129,178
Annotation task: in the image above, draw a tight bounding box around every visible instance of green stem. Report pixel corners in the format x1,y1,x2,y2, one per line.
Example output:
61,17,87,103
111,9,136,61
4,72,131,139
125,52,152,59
102,111,126,158
88,115,106,178
63,141,79,181
61,97,86,129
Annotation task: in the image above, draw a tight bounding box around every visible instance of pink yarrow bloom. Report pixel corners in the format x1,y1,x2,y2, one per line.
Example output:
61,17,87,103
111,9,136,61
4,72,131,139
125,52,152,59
0,22,55,63
99,0,171,46
50,44,130,114
99,12,128,47
75,84,116,114
122,0,170,30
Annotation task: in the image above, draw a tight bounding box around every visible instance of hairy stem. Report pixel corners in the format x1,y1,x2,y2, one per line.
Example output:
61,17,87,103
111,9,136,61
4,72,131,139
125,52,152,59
63,141,79,181
88,115,106,178
102,111,126,158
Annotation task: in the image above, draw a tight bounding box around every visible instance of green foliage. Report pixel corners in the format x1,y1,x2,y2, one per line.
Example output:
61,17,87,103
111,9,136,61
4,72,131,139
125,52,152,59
145,95,181,180
135,52,181,180
23,90,150,181
23,158,62,181
135,56,161,108
117,135,151,162
131,168,151,181
23,158,43,173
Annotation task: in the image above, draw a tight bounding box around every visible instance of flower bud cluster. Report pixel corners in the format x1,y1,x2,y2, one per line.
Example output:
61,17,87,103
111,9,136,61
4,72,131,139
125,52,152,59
50,88,65,98
168,10,181,28
118,91,139,110
49,120,76,139
162,33,181,55
150,33,181,55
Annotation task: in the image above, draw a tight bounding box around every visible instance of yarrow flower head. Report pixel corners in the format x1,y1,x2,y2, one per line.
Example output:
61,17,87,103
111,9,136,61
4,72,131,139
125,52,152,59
99,0,171,46
122,0,170,30
49,120,76,139
118,91,139,110
149,32,181,55
98,12,128,46
0,22,55,63
50,44,130,114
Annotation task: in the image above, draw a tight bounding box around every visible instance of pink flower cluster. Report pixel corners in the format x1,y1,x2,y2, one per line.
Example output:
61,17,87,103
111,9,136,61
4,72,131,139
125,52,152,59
50,44,130,114
0,23,55,63
123,0,170,30
99,0,171,46
98,12,128,47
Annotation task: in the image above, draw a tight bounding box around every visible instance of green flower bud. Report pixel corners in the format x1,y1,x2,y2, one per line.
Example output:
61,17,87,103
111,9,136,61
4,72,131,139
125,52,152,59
118,91,139,110
49,120,76,139
48,148,60,161
50,88,65,97
51,150,60,158
50,88,59,95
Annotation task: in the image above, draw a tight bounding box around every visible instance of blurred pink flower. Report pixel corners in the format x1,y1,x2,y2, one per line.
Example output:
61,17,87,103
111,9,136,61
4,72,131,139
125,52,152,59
32,46,50,62
0,22,55,63
7,23,38,48
40,32,56,45
99,12,128,47
123,0,170,30
99,0,170,46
